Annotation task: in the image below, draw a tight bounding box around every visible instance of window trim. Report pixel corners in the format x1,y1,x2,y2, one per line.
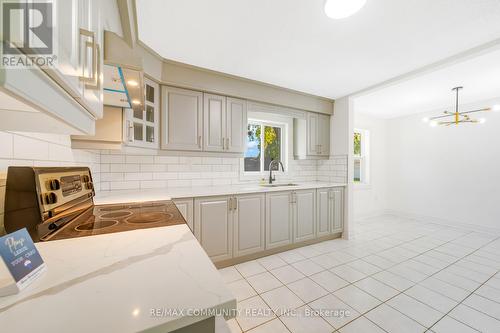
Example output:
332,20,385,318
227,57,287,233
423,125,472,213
242,119,288,178
353,128,370,186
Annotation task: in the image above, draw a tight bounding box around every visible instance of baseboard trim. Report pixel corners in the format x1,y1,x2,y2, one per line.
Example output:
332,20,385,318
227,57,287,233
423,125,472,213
377,210,500,235
354,209,389,221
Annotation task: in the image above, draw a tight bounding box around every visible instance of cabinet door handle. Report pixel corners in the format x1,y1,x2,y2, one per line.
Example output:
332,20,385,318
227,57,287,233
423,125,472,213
198,135,201,148
79,28,99,89
222,137,226,150
233,197,237,210
226,138,230,150
127,120,134,142
228,198,232,211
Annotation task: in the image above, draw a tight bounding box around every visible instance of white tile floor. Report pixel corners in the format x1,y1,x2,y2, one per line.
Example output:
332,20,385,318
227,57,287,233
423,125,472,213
219,215,500,332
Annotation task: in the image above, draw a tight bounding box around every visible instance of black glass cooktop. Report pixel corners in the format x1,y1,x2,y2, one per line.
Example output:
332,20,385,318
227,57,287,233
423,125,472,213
48,200,186,240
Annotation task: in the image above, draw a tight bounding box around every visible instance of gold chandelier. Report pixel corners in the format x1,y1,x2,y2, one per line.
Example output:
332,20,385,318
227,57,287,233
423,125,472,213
423,87,497,126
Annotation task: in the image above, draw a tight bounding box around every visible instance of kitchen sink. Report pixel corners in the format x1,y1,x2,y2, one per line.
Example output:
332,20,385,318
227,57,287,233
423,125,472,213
260,183,298,187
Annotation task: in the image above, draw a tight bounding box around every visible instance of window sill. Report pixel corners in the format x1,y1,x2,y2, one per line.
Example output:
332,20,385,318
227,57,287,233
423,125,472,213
354,182,372,190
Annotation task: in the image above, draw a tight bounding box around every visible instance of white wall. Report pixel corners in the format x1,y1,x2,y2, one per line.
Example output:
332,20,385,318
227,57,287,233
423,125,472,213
353,112,388,219
386,100,500,229
330,96,354,238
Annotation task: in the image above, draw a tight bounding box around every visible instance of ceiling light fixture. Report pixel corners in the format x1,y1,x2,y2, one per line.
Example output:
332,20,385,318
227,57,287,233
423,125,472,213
324,0,367,19
427,87,491,127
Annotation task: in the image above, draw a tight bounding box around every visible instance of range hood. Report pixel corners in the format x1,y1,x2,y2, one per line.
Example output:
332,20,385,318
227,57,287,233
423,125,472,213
103,31,144,114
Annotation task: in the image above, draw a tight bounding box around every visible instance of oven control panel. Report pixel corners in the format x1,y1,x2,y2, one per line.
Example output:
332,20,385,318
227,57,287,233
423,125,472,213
37,169,94,212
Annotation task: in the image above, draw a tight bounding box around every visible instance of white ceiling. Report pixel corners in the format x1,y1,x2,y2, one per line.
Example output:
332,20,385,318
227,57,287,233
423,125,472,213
354,48,500,118
135,0,500,99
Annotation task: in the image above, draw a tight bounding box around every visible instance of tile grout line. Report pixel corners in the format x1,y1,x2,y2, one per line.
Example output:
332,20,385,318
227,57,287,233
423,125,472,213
228,220,500,332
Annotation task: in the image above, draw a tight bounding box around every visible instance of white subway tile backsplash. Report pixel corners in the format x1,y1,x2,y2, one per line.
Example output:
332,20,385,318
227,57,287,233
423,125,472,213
179,172,201,179
168,179,191,187
0,130,348,209
152,172,178,180
13,135,49,160
167,164,187,172
212,165,232,172
0,132,13,158
223,158,239,165
202,157,222,165
124,173,153,181
191,164,210,172
101,154,125,164
126,155,154,164
192,179,212,187
154,156,179,164
110,181,140,190
110,164,140,172
140,180,168,189
140,164,168,172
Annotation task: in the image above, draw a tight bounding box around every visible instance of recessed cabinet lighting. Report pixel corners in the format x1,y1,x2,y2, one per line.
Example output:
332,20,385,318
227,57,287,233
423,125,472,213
324,0,367,19
127,80,138,87
132,99,141,105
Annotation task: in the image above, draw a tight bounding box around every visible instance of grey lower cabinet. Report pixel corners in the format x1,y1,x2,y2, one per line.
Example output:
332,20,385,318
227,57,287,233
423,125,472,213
233,193,265,257
316,188,331,237
194,187,344,263
316,187,344,236
266,191,294,249
194,196,233,262
331,188,344,233
293,189,316,243
265,189,316,249
195,194,265,262
173,198,194,232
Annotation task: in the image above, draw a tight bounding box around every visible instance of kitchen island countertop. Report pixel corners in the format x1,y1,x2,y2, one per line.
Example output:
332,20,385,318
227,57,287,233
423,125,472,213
0,224,236,333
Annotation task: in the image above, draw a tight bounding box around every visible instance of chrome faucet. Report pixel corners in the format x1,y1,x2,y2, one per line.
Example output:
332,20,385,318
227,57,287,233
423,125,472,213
268,160,284,184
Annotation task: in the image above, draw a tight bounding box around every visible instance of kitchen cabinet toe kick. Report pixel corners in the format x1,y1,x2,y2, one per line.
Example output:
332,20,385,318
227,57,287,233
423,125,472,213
214,231,342,269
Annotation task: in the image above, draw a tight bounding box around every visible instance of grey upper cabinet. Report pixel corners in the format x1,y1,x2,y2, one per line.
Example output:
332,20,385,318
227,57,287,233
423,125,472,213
45,0,104,119
294,111,331,159
204,94,247,153
226,97,247,153
0,0,103,135
204,93,226,152
162,88,247,153
318,114,330,156
124,78,160,148
162,86,203,151
307,112,320,155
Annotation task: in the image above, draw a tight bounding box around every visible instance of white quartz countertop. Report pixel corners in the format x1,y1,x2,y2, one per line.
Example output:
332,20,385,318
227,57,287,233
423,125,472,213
94,182,347,205
0,225,236,333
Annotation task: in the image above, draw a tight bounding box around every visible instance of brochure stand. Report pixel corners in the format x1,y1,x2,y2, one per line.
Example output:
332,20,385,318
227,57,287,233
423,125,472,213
0,228,46,297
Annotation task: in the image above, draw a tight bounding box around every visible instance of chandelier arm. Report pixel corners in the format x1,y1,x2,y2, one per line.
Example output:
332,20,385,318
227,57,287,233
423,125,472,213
457,108,491,115
430,114,456,120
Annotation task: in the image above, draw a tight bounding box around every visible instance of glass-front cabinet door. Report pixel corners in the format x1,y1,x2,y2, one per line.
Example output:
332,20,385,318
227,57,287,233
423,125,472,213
124,77,159,148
